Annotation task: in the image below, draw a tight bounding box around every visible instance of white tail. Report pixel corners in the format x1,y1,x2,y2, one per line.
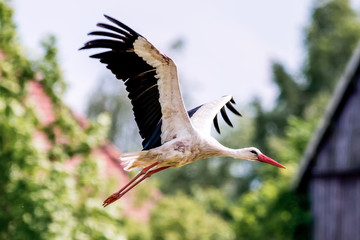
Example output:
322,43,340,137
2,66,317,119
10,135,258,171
120,150,153,171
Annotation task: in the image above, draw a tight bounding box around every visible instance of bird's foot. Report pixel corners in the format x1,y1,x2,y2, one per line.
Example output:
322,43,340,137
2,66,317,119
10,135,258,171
103,192,123,207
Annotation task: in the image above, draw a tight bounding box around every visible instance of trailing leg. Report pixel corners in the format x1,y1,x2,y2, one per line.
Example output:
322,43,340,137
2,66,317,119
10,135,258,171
103,162,169,207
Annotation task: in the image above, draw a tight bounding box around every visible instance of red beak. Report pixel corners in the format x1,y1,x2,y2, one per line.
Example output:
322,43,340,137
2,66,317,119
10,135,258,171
258,154,286,169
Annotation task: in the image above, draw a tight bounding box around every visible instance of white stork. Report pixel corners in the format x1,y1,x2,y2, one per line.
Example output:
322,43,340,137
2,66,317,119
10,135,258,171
81,15,285,207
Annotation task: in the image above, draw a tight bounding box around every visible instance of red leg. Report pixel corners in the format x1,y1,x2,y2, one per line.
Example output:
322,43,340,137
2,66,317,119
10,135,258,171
103,162,169,207
103,161,159,207
105,166,170,206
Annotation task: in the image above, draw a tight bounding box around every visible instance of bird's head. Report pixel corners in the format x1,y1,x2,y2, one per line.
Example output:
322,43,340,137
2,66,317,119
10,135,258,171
244,147,286,169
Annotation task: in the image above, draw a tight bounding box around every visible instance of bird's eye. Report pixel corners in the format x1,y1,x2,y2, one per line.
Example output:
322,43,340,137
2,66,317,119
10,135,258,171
250,150,258,155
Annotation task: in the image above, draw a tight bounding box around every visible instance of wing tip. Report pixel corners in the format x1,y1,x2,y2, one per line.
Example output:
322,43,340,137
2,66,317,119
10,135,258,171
79,44,90,51
220,106,233,127
226,101,242,117
102,14,140,37
103,14,116,23
213,114,221,134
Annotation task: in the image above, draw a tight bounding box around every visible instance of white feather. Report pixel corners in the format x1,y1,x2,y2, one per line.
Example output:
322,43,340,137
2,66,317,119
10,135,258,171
190,95,233,135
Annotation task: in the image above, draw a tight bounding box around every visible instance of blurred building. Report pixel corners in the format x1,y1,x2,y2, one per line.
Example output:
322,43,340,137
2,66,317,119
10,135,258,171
27,80,157,221
296,45,360,239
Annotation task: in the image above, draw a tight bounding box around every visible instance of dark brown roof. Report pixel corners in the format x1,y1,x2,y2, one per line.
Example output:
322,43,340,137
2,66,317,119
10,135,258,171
295,44,360,190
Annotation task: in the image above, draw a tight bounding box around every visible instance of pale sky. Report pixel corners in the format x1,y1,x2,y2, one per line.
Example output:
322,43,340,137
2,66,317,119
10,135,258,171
10,0,332,114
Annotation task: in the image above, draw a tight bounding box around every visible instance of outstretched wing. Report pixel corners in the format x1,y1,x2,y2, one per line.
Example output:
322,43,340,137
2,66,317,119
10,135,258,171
80,15,192,149
189,95,241,135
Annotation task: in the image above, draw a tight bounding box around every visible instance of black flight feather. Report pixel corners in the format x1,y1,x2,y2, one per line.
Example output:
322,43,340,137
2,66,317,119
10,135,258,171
96,23,133,38
213,114,221,134
88,31,128,41
226,102,242,116
104,15,141,37
81,15,162,151
220,106,233,127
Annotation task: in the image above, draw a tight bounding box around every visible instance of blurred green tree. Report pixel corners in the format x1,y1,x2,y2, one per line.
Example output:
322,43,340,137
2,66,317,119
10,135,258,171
0,2,134,239
150,192,234,240
305,0,360,94
86,73,142,152
231,0,360,238
231,96,327,239
252,0,360,155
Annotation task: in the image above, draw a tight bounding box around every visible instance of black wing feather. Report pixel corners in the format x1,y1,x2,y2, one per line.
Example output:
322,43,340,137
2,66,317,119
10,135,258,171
226,102,242,116
213,114,221,134
198,100,241,134
88,31,128,41
104,15,140,37
220,107,233,127
96,23,134,39
81,15,162,150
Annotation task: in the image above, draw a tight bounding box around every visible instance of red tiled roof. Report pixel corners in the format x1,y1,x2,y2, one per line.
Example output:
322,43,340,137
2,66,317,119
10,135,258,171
27,80,155,221
27,81,56,126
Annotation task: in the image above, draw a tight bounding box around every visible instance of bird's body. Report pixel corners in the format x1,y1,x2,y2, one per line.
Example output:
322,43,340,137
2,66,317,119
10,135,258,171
122,127,238,169
81,15,285,207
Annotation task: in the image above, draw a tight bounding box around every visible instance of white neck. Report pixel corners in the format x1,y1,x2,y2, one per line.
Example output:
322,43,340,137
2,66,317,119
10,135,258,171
206,139,254,160
219,147,254,160
201,138,258,161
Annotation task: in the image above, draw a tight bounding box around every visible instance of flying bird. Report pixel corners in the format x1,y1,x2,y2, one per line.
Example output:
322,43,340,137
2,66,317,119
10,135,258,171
80,15,285,207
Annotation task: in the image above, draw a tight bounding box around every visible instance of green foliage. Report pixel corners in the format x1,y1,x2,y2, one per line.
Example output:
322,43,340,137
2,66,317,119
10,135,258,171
231,91,329,239
305,0,360,94
0,1,133,239
252,63,304,152
150,192,234,240
231,113,318,239
252,0,360,154
229,1,360,235
37,35,67,99
86,74,141,152
272,63,303,115
232,182,311,240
